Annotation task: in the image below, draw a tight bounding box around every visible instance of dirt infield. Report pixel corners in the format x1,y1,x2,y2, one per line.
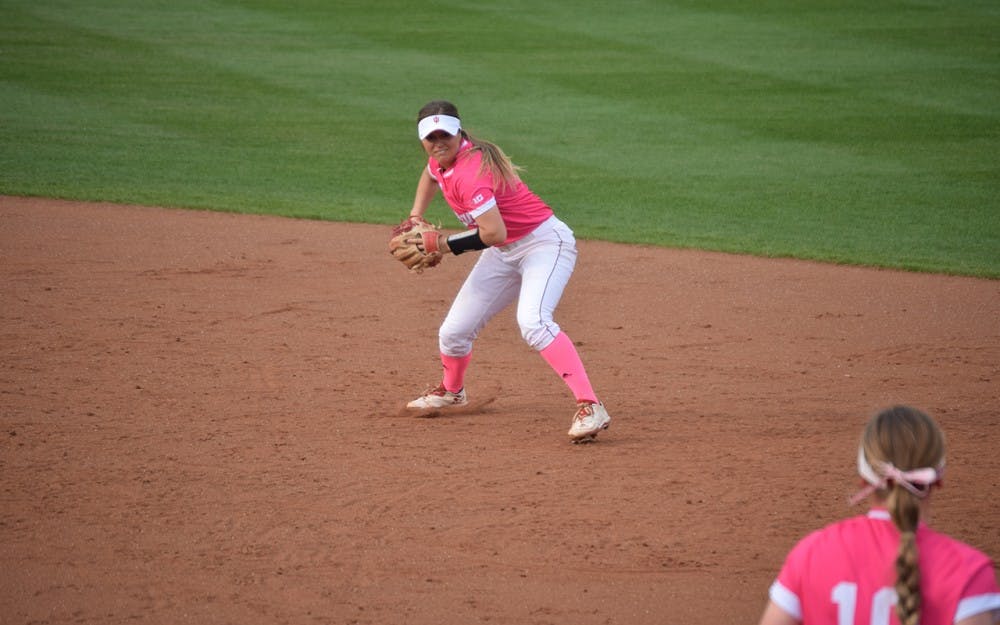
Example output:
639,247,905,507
2,195,998,625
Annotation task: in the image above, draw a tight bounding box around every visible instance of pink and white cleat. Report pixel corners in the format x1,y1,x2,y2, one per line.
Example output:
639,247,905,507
406,384,468,409
568,401,611,442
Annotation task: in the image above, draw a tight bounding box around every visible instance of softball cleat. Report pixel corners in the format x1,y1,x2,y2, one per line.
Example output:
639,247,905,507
406,384,468,409
568,401,611,442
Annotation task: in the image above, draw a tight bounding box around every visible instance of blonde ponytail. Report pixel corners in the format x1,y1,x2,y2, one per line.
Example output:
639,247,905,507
464,132,522,192
860,405,945,625
888,487,921,625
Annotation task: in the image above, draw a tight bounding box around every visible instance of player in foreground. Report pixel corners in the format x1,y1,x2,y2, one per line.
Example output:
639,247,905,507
400,100,610,442
758,405,1000,625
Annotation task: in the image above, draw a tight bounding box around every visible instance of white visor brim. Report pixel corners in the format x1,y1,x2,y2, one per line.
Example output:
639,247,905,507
418,114,461,140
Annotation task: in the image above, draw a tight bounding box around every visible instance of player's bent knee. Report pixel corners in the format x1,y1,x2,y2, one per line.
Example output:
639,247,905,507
439,327,476,356
519,322,561,351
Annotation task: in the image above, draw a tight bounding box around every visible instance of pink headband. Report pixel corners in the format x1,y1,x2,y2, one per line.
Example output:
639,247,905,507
849,446,944,506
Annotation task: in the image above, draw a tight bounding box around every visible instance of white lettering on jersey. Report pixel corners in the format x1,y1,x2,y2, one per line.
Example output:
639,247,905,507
831,582,897,625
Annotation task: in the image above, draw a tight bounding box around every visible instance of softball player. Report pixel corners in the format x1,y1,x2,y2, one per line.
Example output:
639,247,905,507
403,100,611,442
759,406,1000,625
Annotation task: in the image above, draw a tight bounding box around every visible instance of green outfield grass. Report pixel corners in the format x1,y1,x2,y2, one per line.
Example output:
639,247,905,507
2,0,998,277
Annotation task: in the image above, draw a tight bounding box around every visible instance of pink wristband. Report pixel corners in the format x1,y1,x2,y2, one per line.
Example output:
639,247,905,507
421,230,440,254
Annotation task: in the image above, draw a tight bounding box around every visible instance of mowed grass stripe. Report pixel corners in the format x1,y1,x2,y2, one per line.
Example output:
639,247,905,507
1,0,997,276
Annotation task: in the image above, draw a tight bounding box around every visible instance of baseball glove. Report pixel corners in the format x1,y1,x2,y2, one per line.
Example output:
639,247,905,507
388,216,444,273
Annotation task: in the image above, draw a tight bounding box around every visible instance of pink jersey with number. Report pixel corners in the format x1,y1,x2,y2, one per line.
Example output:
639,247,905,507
769,509,1000,624
427,139,553,245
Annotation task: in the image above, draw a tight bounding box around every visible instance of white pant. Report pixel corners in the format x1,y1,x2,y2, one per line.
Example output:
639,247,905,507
439,216,577,356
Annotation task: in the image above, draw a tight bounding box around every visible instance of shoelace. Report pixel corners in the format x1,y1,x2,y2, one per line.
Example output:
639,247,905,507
421,384,447,397
575,403,595,420
426,384,461,398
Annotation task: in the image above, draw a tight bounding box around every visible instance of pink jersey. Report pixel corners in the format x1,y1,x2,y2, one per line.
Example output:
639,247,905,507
769,509,1000,624
427,140,554,245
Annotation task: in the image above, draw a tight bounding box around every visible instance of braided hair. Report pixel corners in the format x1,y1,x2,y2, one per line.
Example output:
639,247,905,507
860,406,945,625
416,100,522,192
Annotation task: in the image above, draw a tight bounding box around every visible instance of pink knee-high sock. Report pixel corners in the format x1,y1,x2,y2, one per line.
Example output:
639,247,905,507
539,332,598,404
441,352,471,393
